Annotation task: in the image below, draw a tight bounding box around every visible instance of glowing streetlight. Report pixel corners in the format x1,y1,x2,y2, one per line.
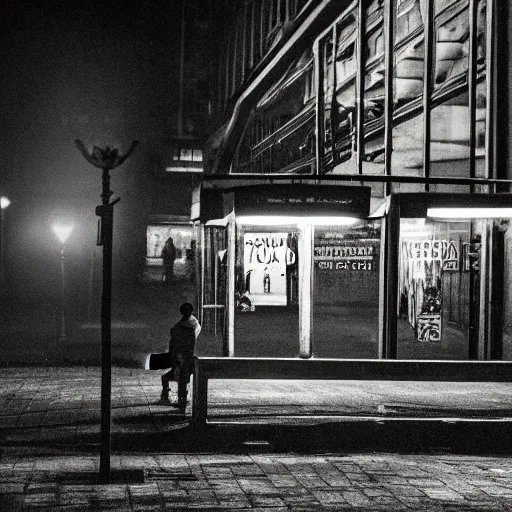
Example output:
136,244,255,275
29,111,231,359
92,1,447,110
0,196,10,285
52,222,74,341
52,223,74,245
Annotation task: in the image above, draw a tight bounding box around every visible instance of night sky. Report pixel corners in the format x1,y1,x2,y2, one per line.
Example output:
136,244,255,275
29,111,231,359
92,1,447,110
0,0,191,292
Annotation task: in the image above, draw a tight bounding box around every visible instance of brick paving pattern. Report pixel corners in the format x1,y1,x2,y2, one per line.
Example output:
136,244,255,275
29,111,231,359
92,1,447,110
1,367,512,510
1,453,512,510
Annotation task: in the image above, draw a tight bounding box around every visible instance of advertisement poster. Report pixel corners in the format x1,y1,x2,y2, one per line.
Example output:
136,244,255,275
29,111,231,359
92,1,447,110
402,240,460,272
243,233,295,306
400,239,460,343
314,242,376,271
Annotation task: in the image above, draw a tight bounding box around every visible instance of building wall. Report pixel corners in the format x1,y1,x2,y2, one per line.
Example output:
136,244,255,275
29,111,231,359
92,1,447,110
200,0,512,360
221,0,490,186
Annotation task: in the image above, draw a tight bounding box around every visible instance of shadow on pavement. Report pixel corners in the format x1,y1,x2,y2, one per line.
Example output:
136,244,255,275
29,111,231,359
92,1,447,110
5,418,507,457
107,420,512,456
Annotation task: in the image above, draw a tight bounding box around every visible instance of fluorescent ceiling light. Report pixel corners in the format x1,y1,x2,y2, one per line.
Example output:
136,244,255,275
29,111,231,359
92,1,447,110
237,216,359,226
0,196,10,209
427,208,512,219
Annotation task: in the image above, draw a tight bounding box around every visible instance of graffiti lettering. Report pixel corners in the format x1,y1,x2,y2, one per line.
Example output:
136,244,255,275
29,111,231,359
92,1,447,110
404,239,459,271
245,236,295,265
314,245,374,259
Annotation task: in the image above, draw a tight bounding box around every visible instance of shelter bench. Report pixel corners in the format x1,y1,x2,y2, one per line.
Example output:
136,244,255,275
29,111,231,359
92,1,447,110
191,357,512,427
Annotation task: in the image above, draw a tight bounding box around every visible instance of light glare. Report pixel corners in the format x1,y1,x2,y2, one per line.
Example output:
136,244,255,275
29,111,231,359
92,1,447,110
427,208,512,219
0,197,10,209
52,224,74,244
237,216,359,226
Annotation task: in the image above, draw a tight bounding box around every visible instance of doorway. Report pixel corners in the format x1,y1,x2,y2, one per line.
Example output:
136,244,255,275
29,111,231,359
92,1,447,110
234,224,300,357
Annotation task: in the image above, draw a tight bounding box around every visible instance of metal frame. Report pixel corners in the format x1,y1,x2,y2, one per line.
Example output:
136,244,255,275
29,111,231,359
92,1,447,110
225,0,496,187
468,0,478,184
192,356,512,426
198,180,512,363
356,0,365,175
383,0,395,192
422,0,434,190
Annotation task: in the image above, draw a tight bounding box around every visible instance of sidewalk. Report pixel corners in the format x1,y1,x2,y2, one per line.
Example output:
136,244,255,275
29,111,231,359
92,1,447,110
1,367,512,452
2,452,512,511
1,366,512,510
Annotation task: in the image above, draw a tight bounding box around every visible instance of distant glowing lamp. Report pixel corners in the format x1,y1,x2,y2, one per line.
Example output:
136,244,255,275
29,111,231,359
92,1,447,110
237,216,359,226
0,196,10,284
427,208,512,219
52,222,74,343
52,223,74,245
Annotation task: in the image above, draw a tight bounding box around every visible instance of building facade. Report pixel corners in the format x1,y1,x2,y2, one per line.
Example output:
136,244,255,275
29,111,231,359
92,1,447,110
194,0,512,361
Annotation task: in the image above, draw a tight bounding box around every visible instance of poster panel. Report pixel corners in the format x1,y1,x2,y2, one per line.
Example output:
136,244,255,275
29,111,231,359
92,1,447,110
243,232,295,306
400,238,460,342
314,240,377,271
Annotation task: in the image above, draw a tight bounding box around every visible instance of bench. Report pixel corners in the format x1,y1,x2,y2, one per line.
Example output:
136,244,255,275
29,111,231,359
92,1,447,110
191,357,512,426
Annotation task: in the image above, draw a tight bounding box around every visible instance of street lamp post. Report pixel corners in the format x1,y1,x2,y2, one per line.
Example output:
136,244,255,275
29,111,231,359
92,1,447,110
0,196,11,286
52,223,74,342
75,139,139,484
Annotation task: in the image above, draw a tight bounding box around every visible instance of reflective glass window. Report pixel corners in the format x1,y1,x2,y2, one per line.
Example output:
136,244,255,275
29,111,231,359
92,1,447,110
321,6,358,174
430,0,471,181
392,0,425,189
196,226,227,355
399,215,512,361
362,0,386,174
233,50,315,174
475,0,487,178
398,218,473,359
503,220,512,361
312,221,381,358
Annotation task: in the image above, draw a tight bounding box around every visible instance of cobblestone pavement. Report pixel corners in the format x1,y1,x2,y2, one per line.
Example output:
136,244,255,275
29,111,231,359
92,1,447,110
1,367,512,438
1,452,512,510
1,367,512,510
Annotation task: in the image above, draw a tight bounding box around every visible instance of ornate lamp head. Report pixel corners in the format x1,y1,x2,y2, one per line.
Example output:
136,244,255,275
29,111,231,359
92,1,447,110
75,140,139,171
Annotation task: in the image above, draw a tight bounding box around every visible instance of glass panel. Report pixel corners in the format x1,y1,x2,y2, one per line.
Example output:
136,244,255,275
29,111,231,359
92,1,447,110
261,0,269,55
475,0,487,178
362,0,385,174
321,30,335,172
392,0,425,190
398,218,474,359
430,0,470,181
244,2,252,74
502,220,512,361
321,5,358,174
198,226,227,356
233,50,315,174
312,220,381,358
234,225,300,357
333,10,358,173
144,224,195,283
